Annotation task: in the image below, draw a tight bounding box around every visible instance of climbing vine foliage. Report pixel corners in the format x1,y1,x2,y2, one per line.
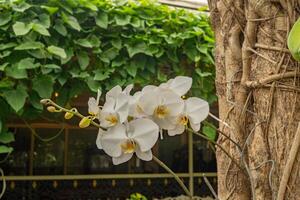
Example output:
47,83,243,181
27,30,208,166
0,0,215,153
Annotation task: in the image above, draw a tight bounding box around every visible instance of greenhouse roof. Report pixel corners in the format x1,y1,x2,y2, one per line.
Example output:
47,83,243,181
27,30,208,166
159,0,208,9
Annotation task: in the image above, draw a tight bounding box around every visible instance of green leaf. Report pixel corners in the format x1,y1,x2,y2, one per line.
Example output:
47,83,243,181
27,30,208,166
75,38,93,48
62,12,81,31
13,22,32,36
126,63,138,77
3,85,28,112
203,125,217,141
126,42,152,57
0,120,2,133
95,12,108,29
12,2,31,12
0,146,13,154
32,75,54,98
5,65,28,79
47,45,67,58
111,38,122,49
0,79,14,88
101,48,119,62
0,63,9,71
0,12,11,26
0,42,17,50
32,23,50,36
41,6,59,15
115,15,131,26
94,70,110,81
288,17,300,61
54,20,67,36
29,91,43,110
15,41,44,50
18,58,40,69
77,51,90,70
44,64,61,69
0,132,15,144
86,77,101,92
39,14,51,28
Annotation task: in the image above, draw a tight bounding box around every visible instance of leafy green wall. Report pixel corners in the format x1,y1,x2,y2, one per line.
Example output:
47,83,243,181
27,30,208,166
0,0,215,153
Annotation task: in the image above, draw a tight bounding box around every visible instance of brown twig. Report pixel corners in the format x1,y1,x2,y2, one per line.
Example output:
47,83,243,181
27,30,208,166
245,72,300,88
276,123,300,200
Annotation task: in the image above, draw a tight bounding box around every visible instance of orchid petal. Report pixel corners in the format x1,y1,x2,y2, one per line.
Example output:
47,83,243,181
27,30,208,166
186,97,209,124
139,90,159,115
168,125,185,136
142,85,157,93
169,76,192,96
96,89,102,104
190,121,201,132
102,97,116,113
88,97,99,115
112,153,133,165
96,128,105,149
100,124,127,157
124,84,134,95
115,93,129,123
106,85,122,100
128,118,159,152
135,149,152,161
161,90,184,116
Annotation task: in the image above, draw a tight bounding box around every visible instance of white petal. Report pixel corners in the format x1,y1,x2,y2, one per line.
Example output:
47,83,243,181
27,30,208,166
115,93,129,123
190,121,201,132
96,89,102,104
102,97,116,113
106,85,122,100
142,85,157,93
186,97,209,124
139,90,159,115
168,125,185,136
153,117,176,130
123,84,134,95
161,90,184,116
88,97,99,114
99,112,117,128
128,118,159,152
101,124,127,157
96,128,105,149
112,153,133,165
135,149,152,161
169,76,192,96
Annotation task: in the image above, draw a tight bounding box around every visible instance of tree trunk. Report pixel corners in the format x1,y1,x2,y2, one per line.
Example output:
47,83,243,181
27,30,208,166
208,0,300,199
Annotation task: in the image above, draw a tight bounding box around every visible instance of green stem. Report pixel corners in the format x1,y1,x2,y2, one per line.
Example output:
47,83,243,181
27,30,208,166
152,155,192,198
40,99,101,128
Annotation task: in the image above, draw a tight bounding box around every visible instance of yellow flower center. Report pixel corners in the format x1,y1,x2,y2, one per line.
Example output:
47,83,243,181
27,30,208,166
154,105,169,119
178,115,189,126
105,114,118,125
121,140,136,154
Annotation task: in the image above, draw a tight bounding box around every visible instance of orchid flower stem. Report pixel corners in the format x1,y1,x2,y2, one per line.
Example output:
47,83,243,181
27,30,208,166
189,129,246,174
152,156,192,198
40,99,102,128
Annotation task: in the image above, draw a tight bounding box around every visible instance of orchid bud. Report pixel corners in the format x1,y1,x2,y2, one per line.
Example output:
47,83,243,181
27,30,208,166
64,112,74,120
79,117,91,128
47,106,57,112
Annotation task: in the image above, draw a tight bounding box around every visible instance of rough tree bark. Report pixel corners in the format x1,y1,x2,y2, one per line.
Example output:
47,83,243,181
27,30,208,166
208,0,300,199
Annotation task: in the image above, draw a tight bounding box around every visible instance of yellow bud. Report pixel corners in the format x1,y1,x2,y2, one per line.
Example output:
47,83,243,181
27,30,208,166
64,112,74,120
47,106,56,112
79,117,91,128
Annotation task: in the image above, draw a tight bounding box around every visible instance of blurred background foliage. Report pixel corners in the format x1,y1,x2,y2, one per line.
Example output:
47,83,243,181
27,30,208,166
0,0,215,154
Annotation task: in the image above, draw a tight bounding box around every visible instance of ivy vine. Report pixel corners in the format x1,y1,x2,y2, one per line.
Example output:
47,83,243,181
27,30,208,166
0,0,215,154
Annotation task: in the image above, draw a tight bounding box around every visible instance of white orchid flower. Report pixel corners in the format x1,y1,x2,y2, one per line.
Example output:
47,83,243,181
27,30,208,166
159,76,192,97
168,97,209,136
139,89,184,130
128,85,158,118
88,89,102,117
100,118,159,165
99,93,129,128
